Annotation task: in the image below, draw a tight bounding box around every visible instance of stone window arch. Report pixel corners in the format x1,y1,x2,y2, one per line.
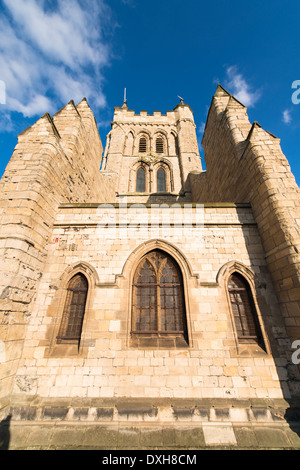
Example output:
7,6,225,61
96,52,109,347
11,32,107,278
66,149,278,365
57,273,88,345
154,132,168,156
139,136,147,153
228,272,263,346
217,261,269,354
129,161,151,192
157,167,166,192
154,161,173,192
156,136,164,154
124,131,134,155
44,262,99,357
131,249,189,347
136,166,146,192
170,132,179,155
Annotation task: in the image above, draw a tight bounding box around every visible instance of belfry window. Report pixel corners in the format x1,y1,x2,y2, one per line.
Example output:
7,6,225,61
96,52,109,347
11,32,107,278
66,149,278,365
228,273,262,344
157,167,166,192
156,137,164,154
139,137,147,153
136,167,146,192
131,250,188,345
57,273,88,344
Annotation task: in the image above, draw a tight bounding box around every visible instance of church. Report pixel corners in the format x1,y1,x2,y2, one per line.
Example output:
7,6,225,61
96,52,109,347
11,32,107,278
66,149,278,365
0,85,299,449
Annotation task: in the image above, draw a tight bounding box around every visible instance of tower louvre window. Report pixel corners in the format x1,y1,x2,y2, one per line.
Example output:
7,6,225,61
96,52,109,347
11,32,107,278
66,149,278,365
139,137,147,153
57,273,88,344
156,137,164,154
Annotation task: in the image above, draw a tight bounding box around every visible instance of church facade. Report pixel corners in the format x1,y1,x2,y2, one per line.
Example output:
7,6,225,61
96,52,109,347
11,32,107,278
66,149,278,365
0,86,299,449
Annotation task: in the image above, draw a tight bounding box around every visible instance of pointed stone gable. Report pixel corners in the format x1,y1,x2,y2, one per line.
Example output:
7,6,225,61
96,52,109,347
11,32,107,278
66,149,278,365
192,85,300,341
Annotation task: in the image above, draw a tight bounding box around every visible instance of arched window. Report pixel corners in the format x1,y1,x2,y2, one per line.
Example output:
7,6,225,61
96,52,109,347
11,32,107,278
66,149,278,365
131,250,188,344
228,273,262,344
124,132,134,155
156,136,164,154
171,133,179,155
139,136,147,153
157,167,166,192
57,273,88,344
136,167,146,192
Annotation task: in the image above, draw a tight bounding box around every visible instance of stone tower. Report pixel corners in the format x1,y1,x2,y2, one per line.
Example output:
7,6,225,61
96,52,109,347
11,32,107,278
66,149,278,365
190,85,300,343
102,98,202,203
0,89,299,450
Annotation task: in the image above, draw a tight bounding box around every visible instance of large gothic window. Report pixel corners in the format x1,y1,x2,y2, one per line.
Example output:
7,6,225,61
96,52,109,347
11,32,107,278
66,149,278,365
131,250,188,346
136,167,146,192
228,273,262,344
57,273,88,344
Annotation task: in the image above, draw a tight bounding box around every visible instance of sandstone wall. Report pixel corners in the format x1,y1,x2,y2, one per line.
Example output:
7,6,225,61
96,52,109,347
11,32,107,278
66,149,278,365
0,100,114,401
190,85,300,342
103,102,202,203
11,204,291,401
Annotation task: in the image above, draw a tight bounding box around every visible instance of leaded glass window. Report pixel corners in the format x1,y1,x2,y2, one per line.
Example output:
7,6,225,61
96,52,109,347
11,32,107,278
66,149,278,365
157,167,166,192
132,250,187,336
228,273,261,343
57,274,88,343
136,167,146,192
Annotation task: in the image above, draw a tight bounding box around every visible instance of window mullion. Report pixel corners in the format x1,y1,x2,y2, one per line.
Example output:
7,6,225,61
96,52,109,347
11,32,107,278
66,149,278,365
156,283,161,331
131,250,188,345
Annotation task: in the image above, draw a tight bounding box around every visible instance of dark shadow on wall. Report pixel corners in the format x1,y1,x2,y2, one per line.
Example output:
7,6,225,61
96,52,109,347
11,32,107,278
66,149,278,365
236,208,300,444
282,367,300,443
283,396,300,445
0,414,11,450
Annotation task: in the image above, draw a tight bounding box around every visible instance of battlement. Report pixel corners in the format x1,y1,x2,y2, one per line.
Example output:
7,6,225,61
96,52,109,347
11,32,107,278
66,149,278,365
113,101,194,126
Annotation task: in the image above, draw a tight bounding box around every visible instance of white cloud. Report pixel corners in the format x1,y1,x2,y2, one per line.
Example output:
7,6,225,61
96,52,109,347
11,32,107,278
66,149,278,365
0,0,114,121
224,65,261,108
282,109,292,124
9,94,53,118
198,122,206,134
121,0,135,5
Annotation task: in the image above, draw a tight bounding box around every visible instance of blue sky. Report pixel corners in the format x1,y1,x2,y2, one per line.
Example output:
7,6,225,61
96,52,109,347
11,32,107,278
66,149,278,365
0,0,300,184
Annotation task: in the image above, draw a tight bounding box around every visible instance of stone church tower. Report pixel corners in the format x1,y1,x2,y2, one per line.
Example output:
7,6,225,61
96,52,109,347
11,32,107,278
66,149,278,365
0,87,299,449
102,97,202,203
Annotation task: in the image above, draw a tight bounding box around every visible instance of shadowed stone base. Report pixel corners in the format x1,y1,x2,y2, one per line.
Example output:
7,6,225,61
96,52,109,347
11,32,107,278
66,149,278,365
1,396,300,450
1,422,300,450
